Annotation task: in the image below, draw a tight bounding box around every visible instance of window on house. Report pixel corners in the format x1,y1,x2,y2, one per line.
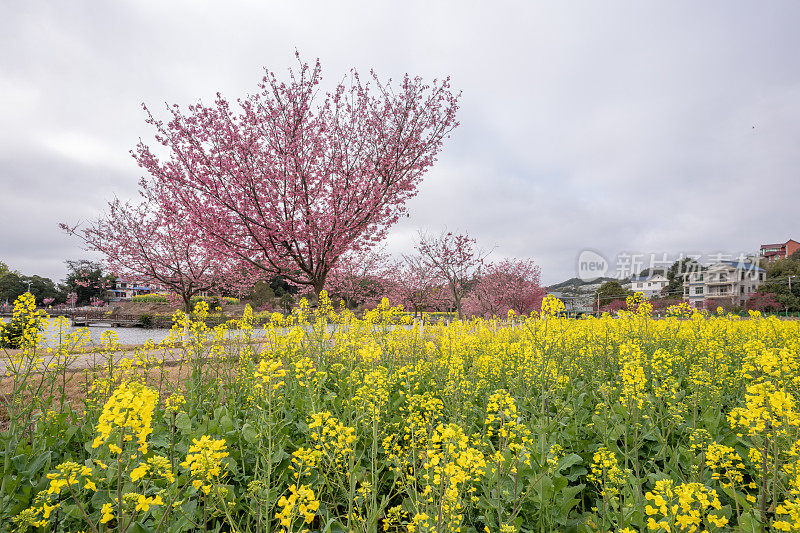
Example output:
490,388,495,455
695,287,704,295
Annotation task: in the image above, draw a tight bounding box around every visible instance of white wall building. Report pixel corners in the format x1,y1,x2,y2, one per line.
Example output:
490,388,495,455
629,274,669,299
682,261,765,308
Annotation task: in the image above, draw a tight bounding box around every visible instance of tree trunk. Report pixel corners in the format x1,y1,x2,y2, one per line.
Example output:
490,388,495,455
312,271,328,298
182,293,192,313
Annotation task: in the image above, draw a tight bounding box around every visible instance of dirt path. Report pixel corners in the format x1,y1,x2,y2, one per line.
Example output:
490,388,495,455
0,339,272,372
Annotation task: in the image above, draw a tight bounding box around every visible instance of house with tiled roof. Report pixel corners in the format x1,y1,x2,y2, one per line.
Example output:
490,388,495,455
760,239,800,262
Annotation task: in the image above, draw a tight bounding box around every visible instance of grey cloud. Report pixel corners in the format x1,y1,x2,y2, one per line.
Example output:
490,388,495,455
2,1,799,285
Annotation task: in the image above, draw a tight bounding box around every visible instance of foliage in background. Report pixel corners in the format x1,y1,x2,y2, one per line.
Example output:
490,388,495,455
0,263,62,307
594,279,631,311
61,259,115,307
416,230,488,319
759,252,800,311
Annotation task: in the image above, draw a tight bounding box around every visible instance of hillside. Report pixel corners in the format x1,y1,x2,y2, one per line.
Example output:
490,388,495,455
547,276,622,294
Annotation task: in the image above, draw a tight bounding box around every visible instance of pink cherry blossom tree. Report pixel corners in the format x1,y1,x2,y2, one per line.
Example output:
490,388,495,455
599,299,627,314
135,55,460,296
463,258,545,318
389,255,452,317
324,248,396,310
746,291,782,312
416,231,488,319
62,199,244,312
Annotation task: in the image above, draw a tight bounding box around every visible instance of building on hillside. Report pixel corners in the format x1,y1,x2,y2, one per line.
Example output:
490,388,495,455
760,239,800,262
108,279,152,301
682,261,765,308
629,273,669,299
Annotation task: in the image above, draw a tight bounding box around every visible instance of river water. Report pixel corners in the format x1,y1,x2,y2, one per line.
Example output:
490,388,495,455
54,325,274,346
64,325,174,345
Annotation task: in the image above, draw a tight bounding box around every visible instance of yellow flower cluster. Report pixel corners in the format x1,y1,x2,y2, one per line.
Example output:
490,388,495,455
644,479,728,531
418,423,486,532
276,483,320,532
130,455,175,483
618,342,648,410
17,462,96,528
253,357,287,395
588,446,628,499
308,411,357,463
729,381,800,436
92,380,158,454
164,393,186,413
180,435,229,494
484,389,531,450
705,443,744,488
540,294,565,317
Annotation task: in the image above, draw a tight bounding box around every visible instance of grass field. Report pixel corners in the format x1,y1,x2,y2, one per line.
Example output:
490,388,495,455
2,292,800,532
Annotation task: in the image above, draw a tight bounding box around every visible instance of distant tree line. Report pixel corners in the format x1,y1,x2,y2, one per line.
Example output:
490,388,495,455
0,259,114,307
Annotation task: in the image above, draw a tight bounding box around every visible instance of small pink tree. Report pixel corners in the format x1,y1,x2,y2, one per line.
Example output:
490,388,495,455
463,258,545,318
62,199,244,312
650,297,683,316
325,249,396,310
746,291,782,312
599,299,627,314
416,231,488,319
136,55,460,295
389,255,452,316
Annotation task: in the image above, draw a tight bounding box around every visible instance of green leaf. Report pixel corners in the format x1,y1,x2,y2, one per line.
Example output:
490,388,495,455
738,510,761,533
558,483,585,515
220,414,234,432
128,521,154,533
242,423,259,444
175,412,192,433
721,484,752,512
22,452,50,478
272,448,288,464
558,453,583,471
10,454,27,473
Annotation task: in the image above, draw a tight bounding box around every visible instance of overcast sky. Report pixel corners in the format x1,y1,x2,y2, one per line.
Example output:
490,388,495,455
2,1,799,285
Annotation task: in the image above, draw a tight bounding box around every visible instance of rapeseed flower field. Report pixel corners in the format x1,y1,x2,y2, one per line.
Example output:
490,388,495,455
2,292,800,532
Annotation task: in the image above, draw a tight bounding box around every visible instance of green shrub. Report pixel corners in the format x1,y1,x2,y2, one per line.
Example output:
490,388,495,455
138,313,154,328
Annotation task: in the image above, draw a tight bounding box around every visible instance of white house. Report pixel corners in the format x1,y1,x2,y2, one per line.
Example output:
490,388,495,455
629,274,669,299
682,261,765,308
